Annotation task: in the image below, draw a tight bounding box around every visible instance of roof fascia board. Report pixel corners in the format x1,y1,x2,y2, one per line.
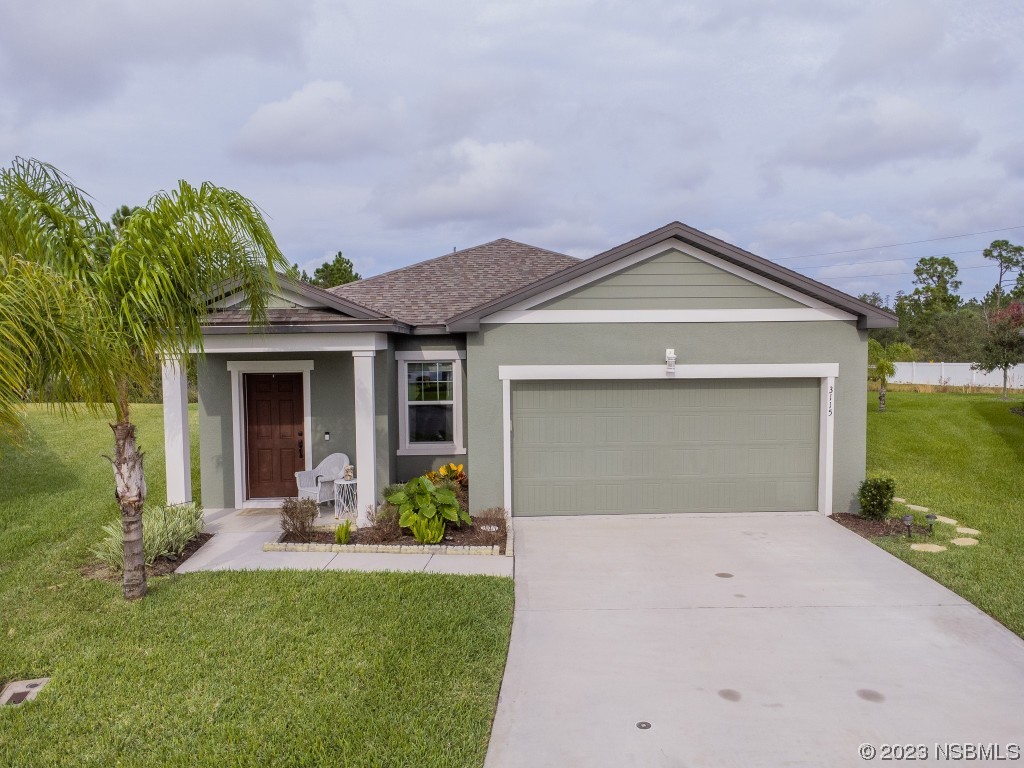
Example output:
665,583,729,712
202,321,409,335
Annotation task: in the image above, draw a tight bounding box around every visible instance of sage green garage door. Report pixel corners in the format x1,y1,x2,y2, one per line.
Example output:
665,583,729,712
512,379,819,516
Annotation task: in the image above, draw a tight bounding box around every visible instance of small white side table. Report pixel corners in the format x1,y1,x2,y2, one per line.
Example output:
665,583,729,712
333,479,357,520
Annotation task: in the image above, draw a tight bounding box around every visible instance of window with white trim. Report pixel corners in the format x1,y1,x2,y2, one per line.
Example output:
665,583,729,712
398,355,465,454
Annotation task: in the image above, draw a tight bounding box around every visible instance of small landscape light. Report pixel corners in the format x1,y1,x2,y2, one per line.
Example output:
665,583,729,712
902,514,914,538
925,514,937,536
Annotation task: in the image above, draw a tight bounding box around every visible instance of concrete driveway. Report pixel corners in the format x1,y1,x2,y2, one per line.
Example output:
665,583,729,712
486,512,1024,768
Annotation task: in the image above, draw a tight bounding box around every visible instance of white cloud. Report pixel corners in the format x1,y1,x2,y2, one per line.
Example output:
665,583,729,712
823,2,1014,89
0,0,313,108
824,2,945,85
776,96,978,174
751,212,896,256
233,81,396,163
372,138,550,229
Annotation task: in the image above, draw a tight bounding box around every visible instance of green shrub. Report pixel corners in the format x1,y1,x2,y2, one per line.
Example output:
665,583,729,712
280,497,318,542
379,483,406,504
407,515,445,544
386,475,471,544
858,477,896,520
92,502,205,572
335,519,352,545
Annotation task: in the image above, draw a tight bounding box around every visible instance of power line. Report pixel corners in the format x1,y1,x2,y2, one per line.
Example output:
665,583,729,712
773,225,1024,261
797,248,983,271
815,264,991,280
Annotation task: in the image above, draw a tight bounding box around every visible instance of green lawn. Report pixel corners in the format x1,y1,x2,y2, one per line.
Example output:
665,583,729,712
866,390,1024,637
0,405,514,767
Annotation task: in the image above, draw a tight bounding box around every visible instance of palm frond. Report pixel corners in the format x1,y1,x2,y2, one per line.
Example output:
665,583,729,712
0,157,105,281
103,180,286,361
0,255,121,443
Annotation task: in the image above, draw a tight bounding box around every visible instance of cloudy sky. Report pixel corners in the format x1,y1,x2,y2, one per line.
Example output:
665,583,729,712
2,0,1021,303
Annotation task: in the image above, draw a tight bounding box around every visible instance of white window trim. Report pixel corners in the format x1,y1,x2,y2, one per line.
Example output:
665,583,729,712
227,360,314,508
397,354,466,456
499,362,838,517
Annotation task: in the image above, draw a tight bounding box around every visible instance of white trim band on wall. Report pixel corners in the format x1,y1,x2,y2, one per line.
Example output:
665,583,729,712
499,363,840,381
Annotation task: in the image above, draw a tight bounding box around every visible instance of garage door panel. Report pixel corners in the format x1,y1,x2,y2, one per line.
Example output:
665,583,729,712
512,379,819,515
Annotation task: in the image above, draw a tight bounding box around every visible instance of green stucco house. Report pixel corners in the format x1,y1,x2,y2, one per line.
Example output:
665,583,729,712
158,222,897,522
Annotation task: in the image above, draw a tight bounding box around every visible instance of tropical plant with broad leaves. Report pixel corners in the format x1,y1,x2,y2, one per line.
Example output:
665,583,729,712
386,475,470,544
0,157,286,600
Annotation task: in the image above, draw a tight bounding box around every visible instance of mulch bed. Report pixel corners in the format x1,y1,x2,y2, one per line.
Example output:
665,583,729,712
832,513,932,539
82,532,214,582
283,517,507,554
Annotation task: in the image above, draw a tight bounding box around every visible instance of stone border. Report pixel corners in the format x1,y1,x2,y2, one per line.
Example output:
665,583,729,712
307,509,516,558
265,542,504,556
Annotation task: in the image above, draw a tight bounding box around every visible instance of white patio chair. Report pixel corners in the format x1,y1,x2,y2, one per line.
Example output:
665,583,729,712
295,453,350,506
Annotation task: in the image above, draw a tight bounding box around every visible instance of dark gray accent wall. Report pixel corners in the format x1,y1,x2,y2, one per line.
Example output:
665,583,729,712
466,321,868,514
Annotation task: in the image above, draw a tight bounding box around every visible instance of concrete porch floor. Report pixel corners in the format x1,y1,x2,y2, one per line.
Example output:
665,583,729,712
174,507,513,577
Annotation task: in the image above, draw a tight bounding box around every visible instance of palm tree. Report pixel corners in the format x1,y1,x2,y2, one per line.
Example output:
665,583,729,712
867,339,915,412
0,158,285,599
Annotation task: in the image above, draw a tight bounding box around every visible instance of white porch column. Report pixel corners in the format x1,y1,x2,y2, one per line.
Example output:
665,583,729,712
161,356,192,505
352,351,377,526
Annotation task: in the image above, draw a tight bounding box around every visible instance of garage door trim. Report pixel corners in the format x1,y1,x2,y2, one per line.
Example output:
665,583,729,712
499,363,838,516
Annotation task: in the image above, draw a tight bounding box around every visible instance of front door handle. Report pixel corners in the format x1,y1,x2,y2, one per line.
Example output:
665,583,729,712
298,431,304,459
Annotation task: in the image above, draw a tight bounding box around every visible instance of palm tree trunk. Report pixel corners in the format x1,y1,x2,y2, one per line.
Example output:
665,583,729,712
879,380,887,412
111,402,147,600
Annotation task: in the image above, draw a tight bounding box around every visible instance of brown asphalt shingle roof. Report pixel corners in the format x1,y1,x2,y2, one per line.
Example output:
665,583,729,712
205,308,365,326
329,239,579,327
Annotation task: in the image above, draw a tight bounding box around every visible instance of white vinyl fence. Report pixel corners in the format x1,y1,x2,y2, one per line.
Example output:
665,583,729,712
891,362,1024,389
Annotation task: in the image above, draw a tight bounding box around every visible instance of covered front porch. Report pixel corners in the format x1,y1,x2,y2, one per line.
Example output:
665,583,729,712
161,331,391,526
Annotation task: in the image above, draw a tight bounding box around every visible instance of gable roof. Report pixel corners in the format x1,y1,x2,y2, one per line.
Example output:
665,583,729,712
329,239,579,328
446,222,899,331
203,273,410,334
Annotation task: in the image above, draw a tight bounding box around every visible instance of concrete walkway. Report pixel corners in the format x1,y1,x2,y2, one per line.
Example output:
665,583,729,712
175,507,512,577
486,512,1024,768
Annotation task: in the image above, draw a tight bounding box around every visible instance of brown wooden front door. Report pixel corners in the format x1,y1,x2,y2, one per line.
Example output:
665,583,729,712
245,373,304,499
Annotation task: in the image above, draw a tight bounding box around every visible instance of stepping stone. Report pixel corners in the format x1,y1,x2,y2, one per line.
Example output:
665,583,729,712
956,527,980,535
910,543,947,553
893,497,907,503
934,515,958,525
950,537,979,547
903,503,929,512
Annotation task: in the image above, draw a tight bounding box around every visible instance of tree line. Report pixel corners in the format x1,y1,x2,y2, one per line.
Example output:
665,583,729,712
860,240,1024,399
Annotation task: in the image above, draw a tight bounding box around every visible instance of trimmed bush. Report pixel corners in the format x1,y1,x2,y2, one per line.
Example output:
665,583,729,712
858,477,896,520
92,502,205,572
280,497,318,542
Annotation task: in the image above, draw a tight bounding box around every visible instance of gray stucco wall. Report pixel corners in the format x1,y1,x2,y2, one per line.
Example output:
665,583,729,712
466,321,868,514
197,351,391,509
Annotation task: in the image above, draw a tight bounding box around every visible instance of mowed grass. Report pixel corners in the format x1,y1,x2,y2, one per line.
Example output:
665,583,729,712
0,405,514,767
867,390,1024,637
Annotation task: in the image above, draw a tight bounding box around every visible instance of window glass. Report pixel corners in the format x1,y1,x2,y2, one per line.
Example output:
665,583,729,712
407,362,453,402
408,404,454,443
